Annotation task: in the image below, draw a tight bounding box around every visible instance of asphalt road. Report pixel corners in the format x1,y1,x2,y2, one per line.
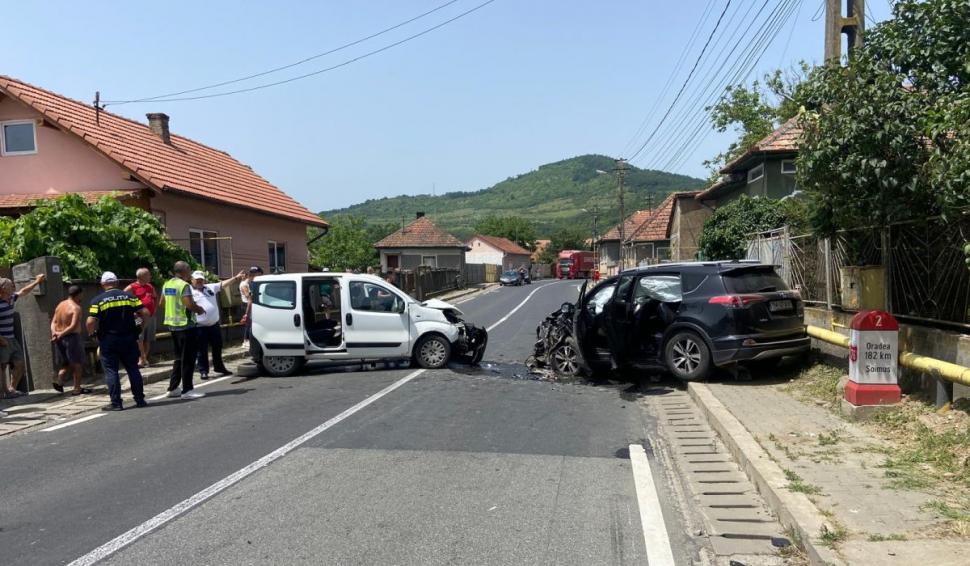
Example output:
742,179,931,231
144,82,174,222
0,279,694,565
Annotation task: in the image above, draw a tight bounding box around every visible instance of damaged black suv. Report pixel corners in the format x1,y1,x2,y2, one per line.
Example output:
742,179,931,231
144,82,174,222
537,261,809,381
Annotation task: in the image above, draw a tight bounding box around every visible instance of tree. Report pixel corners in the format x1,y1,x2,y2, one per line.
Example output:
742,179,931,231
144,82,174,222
309,215,379,271
796,0,970,236
696,196,807,260
537,226,589,264
704,64,812,180
473,214,538,251
0,194,194,281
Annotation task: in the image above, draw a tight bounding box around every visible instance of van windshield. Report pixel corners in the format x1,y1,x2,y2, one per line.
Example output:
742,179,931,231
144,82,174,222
722,267,789,294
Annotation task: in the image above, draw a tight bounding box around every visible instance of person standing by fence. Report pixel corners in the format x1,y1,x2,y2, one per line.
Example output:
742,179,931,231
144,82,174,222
86,272,148,411
191,269,245,380
163,261,205,400
0,274,45,398
125,268,158,368
50,285,91,395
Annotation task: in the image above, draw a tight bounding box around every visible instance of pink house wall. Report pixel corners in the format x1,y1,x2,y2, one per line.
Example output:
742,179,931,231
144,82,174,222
151,192,309,275
0,96,145,194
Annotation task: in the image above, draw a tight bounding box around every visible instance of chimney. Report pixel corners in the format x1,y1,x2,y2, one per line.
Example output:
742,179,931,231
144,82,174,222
146,113,171,144
416,211,425,219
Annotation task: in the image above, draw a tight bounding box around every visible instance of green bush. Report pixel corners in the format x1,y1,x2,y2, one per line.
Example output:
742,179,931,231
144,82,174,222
0,194,194,281
696,195,807,260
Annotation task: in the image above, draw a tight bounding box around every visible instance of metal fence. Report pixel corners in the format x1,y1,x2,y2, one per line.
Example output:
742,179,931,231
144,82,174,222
746,213,970,328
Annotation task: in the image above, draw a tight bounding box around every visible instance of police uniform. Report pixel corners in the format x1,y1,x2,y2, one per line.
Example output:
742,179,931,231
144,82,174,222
163,276,199,395
89,287,146,408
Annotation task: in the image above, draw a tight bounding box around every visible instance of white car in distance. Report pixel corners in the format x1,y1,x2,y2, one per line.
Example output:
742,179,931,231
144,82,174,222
248,273,487,376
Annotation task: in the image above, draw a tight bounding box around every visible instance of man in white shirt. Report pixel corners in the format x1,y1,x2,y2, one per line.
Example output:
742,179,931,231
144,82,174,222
191,270,245,380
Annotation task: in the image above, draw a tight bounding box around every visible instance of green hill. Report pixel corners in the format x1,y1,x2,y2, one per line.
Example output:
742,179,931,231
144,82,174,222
321,155,704,239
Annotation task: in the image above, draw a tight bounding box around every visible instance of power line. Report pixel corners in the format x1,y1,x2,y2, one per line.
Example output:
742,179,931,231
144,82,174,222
657,0,800,171
105,0,496,104
626,0,735,163
658,0,803,173
618,1,716,157
630,0,764,166
640,0,795,170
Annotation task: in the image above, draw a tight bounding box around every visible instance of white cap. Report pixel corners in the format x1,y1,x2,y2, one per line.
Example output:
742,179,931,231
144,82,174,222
100,271,118,284
191,270,206,280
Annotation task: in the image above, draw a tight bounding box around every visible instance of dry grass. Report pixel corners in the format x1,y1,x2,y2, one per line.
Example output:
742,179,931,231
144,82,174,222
781,362,970,538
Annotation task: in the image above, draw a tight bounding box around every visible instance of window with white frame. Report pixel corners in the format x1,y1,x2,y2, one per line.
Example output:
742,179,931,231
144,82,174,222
781,159,796,174
1,120,37,156
189,229,219,274
268,241,286,273
421,255,437,268
747,163,765,183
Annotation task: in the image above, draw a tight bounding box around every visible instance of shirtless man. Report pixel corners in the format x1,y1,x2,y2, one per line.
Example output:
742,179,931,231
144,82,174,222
51,285,91,395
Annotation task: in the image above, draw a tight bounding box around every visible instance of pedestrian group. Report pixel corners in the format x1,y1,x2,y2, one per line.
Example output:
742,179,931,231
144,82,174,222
0,262,260,412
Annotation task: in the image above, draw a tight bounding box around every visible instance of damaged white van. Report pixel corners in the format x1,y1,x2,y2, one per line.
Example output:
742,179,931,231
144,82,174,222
248,273,488,376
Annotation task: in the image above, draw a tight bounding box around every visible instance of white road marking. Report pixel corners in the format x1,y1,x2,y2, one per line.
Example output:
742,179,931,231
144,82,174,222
67,281,562,563
629,443,676,566
67,368,427,566
485,281,560,332
147,373,236,401
42,413,105,432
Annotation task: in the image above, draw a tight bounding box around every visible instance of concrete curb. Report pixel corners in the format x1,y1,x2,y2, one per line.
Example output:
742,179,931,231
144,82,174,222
687,382,846,566
136,347,250,387
435,283,499,303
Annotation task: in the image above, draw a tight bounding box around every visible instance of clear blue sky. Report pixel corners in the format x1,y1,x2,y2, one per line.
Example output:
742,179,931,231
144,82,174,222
5,1,893,212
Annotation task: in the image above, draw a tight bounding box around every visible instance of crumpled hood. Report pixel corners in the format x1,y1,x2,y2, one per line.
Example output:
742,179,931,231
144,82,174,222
419,298,464,316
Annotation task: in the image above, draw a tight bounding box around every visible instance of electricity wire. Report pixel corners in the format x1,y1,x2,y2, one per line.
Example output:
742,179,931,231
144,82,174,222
104,0,495,104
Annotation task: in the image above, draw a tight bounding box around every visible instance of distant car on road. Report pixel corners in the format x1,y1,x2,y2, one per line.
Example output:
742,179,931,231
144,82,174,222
248,273,487,376
534,262,809,380
499,270,523,286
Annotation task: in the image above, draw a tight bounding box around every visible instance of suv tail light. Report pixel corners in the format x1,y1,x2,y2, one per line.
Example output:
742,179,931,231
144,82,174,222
708,294,766,308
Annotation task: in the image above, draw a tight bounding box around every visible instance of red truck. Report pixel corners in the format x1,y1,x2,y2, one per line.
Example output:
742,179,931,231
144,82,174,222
556,250,594,279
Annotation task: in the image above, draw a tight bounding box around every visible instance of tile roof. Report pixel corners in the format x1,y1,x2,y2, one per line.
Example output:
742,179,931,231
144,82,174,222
695,172,745,201
0,190,144,209
721,116,803,173
0,76,326,227
628,193,676,242
599,209,654,242
470,235,532,256
374,216,466,249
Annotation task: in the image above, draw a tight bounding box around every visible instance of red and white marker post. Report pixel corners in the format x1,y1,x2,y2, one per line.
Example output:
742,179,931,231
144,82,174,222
846,310,901,406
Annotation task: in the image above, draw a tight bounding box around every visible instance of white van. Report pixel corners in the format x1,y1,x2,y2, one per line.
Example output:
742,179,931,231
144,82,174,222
248,273,487,376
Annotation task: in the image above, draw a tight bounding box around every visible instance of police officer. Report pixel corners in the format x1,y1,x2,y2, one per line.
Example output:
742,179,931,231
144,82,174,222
163,261,206,400
86,271,150,411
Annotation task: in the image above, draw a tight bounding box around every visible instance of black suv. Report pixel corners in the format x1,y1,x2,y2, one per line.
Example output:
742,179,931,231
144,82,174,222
569,261,809,380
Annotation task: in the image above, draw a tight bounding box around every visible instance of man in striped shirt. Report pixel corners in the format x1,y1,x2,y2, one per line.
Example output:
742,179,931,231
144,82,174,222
0,274,46,398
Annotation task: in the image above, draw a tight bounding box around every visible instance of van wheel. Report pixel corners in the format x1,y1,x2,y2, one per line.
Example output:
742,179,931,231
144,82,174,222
664,331,711,381
261,356,303,377
415,335,451,369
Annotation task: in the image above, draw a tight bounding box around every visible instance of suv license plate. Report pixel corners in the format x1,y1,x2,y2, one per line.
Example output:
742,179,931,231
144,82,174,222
770,300,793,312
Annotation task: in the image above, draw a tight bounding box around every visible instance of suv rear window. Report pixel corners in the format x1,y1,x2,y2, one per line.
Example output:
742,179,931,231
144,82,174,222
722,268,789,294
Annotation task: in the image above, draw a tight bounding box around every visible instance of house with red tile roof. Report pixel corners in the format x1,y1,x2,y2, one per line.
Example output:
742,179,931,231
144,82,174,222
595,209,653,275
624,193,678,266
466,234,532,271
373,213,467,272
0,76,326,275
695,116,802,207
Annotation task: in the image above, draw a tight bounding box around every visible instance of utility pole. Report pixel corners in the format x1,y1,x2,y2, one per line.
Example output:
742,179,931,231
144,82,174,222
825,0,865,62
615,158,627,271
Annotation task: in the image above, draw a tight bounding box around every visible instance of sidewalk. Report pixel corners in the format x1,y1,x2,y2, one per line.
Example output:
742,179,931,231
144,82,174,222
0,345,248,437
690,377,970,565
433,282,499,303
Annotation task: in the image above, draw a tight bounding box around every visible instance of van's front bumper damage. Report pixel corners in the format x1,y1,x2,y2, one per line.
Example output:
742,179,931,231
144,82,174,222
453,323,488,364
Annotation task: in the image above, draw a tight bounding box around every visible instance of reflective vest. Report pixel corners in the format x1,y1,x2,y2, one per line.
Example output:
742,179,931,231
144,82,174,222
162,277,194,328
